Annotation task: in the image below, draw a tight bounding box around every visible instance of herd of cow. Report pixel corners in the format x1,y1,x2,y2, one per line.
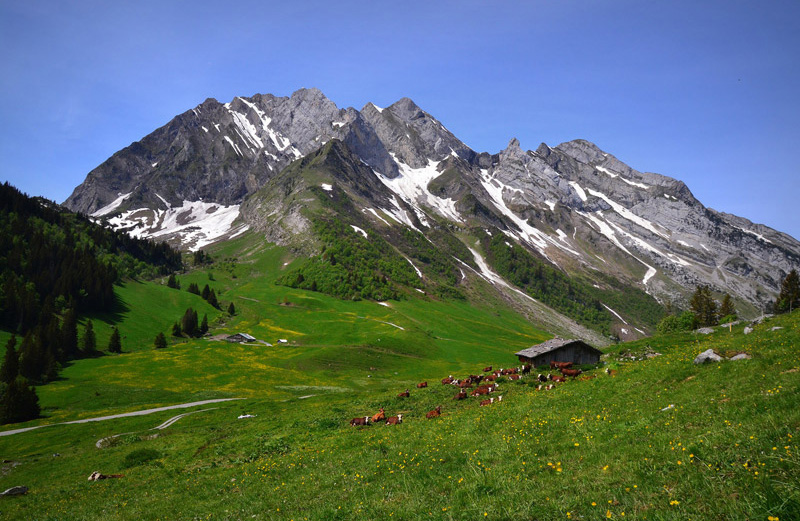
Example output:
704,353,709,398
349,361,598,427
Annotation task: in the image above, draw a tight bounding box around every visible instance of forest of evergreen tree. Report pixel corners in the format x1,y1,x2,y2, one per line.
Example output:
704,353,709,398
0,183,183,423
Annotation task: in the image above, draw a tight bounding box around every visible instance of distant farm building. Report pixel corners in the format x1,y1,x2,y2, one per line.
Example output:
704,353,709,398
515,338,602,366
226,333,256,343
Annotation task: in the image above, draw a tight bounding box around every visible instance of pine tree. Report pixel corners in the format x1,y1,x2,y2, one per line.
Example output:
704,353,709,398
107,327,122,353
200,314,209,335
181,308,198,337
690,285,719,327
154,332,167,349
207,289,219,309
227,302,235,316
776,269,800,313
172,322,182,337
719,293,736,320
81,320,97,355
187,283,200,295
61,307,79,360
0,336,19,384
167,274,180,289
201,284,211,301
0,377,40,424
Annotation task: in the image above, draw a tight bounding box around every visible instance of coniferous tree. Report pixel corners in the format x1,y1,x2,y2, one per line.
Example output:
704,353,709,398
719,293,736,320
207,289,219,309
201,284,211,301
227,302,236,316
81,320,97,355
167,274,180,289
200,314,209,335
18,333,44,382
690,285,719,327
0,377,40,424
60,307,79,359
187,283,200,295
154,332,167,349
776,269,800,313
0,336,19,384
107,327,122,353
181,308,198,337
172,322,182,337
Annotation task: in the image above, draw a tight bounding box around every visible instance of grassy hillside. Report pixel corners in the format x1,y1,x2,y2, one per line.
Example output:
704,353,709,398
0,236,797,521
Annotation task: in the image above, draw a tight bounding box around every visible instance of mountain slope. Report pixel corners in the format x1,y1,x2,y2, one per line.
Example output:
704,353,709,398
63,88,800,327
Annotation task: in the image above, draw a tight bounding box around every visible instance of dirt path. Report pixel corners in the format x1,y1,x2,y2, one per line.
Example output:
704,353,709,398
0,398,243,437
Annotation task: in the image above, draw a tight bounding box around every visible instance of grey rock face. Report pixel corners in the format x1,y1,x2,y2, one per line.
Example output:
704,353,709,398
694,349,723,364
62,88,800,315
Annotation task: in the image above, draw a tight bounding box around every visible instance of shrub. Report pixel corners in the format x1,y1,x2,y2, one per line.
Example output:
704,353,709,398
122,448,162,468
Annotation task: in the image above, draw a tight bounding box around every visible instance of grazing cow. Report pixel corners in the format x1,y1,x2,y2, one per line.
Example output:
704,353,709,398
471,375,484,384
441,375,454,385
385,414,403,425
550,361,573,369
417,382,428,388
547,384,555,390
483,366,492,372
509,374,521,381
537,373,548,383
372,408,386,423
521,364,532,374
535,384,543,391
605,368,618,376
88,471,124,481
480,398,494,406
397,389,410,398
350,416,371,426
426,406,442,419
453,390,468,400
551,375,566,383
560,368,583,378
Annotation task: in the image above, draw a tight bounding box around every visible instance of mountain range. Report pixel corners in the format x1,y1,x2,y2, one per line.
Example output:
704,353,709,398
63,88,800,338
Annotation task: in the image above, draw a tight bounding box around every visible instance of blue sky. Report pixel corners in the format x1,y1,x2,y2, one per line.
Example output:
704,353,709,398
1,0,798,239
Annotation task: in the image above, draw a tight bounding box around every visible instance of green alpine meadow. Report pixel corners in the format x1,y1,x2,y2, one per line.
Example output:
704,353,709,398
1,219,798,520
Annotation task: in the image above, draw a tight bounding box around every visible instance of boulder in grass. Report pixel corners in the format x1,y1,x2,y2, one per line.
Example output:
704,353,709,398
729,353,752,361
743,326,753,335
695,327,715,335
694,349,723,364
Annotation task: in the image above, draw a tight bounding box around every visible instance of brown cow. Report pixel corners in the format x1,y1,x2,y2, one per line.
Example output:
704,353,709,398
397,389,410,398
480,398,494,406
509,374,521,381
483,366,492,373
417,382,428,388
453,390,468,400
441,375,454,385
560,368,582,378
371,408,386,423
426,406,442,419
551,375,566,383
551,361,573,369
484,374,497,382
350,416,371,426
385,414,403,425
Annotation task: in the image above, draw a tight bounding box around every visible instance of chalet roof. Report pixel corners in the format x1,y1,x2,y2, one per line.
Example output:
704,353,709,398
514,338,601,359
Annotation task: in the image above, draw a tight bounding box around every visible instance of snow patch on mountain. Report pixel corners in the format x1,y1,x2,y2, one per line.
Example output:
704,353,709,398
586,187,669,239
374,155,463,224
595,165,649,189
91,192,132,217
104,200,247,251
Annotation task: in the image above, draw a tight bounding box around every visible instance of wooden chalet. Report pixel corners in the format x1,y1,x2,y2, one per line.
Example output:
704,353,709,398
515,338,602,367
